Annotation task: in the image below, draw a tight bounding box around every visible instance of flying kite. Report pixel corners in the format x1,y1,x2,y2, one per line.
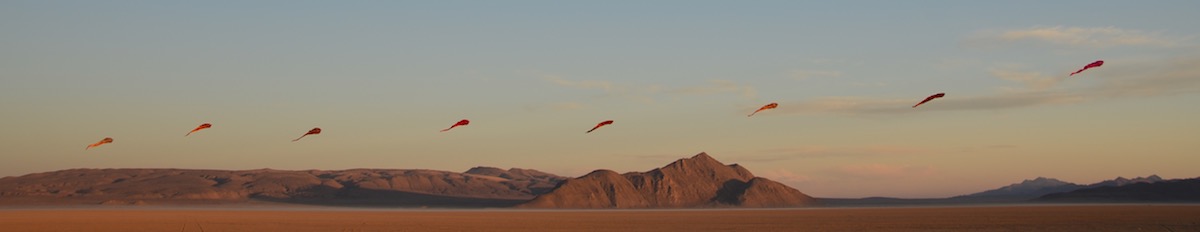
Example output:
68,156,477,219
748,102,778,117
586,120,614,133
293,127,321,142
912,93,945,108
440,119,470,132
1069,60,1104,76
185,123,212,136
86,137,113,150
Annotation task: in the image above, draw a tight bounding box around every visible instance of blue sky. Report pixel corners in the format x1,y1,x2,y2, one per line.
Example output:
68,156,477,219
2,1,1198,198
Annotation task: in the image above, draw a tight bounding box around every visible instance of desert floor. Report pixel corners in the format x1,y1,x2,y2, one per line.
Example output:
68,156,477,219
2,205,1198,232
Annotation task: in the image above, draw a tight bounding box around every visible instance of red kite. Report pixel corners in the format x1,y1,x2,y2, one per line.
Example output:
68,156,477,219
86,137,113,150
586,120,614,133
912,93,945,108
440,119,470,132
293,127,321,142
1069,60,1104,76
748,102,778,117
185,123,212,136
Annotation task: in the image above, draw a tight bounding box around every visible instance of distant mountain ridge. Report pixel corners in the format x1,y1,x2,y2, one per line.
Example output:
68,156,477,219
0,153,818,209
816,175,1185,207
1037,177,1200,202
0,167,565,207
518,153,815,208
956,175,1166,201
959,177,1084,199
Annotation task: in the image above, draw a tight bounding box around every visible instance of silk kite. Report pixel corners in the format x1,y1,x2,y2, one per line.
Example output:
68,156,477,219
1069,60,1104,76
293,127,321,142
186,123,212,136
586,120,614,133
86,137,113,150
912,93,945,108
440,119,470,132
748,102,778,117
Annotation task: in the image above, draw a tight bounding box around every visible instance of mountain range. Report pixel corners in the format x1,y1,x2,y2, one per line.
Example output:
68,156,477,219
0,167,564,207
0,152,814,208
519,153,814,208
1,153,1194,208
821,174,1189,206
956,175,1165,200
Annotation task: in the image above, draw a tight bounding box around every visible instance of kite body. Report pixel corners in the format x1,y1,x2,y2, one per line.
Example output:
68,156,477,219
293,127,322,142
86,137,113,150
440,119,470,132
1070,60,1104,76
913,93,945,108
586,120,614,133
186,123,212,136
748,102,778,117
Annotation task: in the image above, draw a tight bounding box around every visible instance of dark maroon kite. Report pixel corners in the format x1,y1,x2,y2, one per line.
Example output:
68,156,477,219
186,123,212,136
293,127,321,142
1069,60,1104,76
912,93,945,108
586,120,614,133
440,119,470,132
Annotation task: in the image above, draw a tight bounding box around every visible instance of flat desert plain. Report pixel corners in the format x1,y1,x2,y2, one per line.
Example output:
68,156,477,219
2,205,1198,231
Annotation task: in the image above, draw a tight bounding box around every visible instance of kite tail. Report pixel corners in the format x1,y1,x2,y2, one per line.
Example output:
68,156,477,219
440,126,453,132
747,112,756,117
586,128,597,133
185,131,194,137
292,135,307,142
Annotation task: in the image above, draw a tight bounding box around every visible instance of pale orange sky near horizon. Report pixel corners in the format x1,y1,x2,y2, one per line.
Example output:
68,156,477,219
2,1,1199,198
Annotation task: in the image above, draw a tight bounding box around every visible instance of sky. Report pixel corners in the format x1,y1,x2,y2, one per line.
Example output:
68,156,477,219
2,1,1198,198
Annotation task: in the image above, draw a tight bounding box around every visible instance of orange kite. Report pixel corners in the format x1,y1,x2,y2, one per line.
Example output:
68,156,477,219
185,123,212,136
748,102,778,117
586,120,614,133
293,127,321,142
440,119,470,132
86,137,113,150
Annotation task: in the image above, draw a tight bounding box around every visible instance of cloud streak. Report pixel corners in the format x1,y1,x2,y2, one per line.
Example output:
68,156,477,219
733,145,932,162
791,69,844,80
829,163,937,180
667,80,757,99
542,75,614,92
970,26,1187,48
541,75,761,104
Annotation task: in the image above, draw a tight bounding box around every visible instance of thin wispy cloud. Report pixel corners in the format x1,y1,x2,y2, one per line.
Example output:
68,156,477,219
759,169,812,184
830,163,937,180
733,145,932,162
969,26,1187,48
541,75,614,92
541,74,760,104
990,68,1063,90
668,80,757,99
776,54,1200,115
523,101,586,112
791,69,844,81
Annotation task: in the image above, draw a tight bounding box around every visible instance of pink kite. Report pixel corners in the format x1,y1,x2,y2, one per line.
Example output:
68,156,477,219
1070,60,1104,76
912,93,945,108
748,102,778,117
186,123,212,136
293,127,321,142
586,120,614,133
86,137,114,150
440,119,470,132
